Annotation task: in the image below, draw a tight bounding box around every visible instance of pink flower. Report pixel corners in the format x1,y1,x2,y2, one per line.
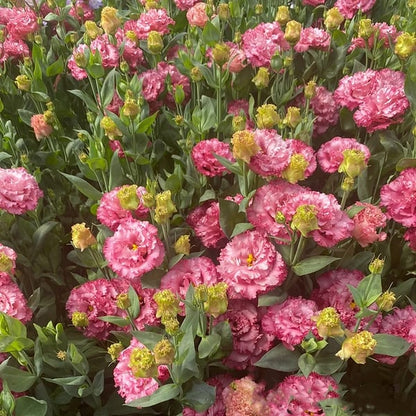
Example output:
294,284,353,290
294,27,331,53
105,92,124,116
267,373,339,415
226,42,247,73
174,0,200,10
262,297,318,350
227,99,254,129
125,8,174,40
350,202,387,247
31,114,53,141
246,180,304,243
157,62,191,108
90,35,119,68
68,44,89,80
97,186,149,231
103,219,165,281
113,338,163,404
242,22,290,67
248,129,291,177
302,0,326,5
160,257,219,302
335,0,376,18
186,2,209,28
317,136,371,173
0,273,32,323
5,7,39,40
0,167,43,215
217,230,287,299
68,0,94,23
405,227,416,251
309,86,340,135
222,376,269,416
115,29,145,70
215,299,273,370
380,168,416,227
0,38,30,63
192,138,235,177
0,243,17,275
139,68,165,105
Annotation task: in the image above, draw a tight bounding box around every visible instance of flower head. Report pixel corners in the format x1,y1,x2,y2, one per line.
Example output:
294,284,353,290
313,307,344,338
71,223,96,252
231,130,259,163
336,330,377,364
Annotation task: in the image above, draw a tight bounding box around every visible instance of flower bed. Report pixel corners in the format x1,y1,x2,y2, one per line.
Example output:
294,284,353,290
1,0,416,414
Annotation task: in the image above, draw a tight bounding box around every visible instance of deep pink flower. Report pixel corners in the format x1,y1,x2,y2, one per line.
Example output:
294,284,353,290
310,86,340,135
191,138,235,177
246,180,304,244
317,136,371,173
262,297,318,350
350,202,387,247
380,168,416,228
157,62,191,108
68,44,89,80
215,299,273,370
97,186,149,231
217,229,287,299
160,257,219,302
405,227,416,251
105,92,124,116
103,219,165,281
0,273,32,323
335,0,377,18
242,22,290,67
186,2,209,28
90,35,119,68
248,129,291,177
31,114,53,141
115,29,145,70
0,167,43,215
302,0,326,5
5,7,39,40
294,27,331,53
174,0,200,10
379,306,416,349
267,373,339,415
0,37,30,63
0,243,17,275
139,68,165,104
68,0,94,23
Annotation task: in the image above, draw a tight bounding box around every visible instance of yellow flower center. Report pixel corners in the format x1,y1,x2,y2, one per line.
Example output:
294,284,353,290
246,253,256,267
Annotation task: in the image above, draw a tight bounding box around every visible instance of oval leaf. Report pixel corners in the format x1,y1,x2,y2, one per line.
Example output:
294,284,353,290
254,343,300,372
292,256,340,276
373,334,411,357
126,384,180,408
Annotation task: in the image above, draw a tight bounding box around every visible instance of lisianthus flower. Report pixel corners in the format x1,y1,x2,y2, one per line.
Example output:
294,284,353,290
103,219,165,281
282,139,317,183
0,167,43,215
294,27,331,53
309,86,340,135
334,0,377,18
115,29,145,70
90,34,119,69
217,229,287,299
174,0,200,10
186,2,209,28
267,373,339,415
5,7,39,40
0,243,17,275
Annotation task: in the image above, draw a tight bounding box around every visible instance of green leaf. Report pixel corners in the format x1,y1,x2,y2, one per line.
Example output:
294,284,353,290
131,330,163,350
68,343,89,375
255,343,301,372
126,384,180,408
213,154,242,175
292,256,340,276
136,112,158,133
201,21,221,46
69,89,99,113
231,222,254,238
0,361,38,392
173,330,200,384
31,221,58,260
298,353,316,377
46,57,64,77
0,336,34,353
314,354,344,375
373,334,411,357
127,286,141,319
355,273,382,307
101,68,120,108
0,152,12,162
219,198,246,238
98,316,130,327
92,369,105,396
396,158,416,172
109,150,125,189
15,397,47,416
60,172,102,201
211,321,233,358
18,109,34,127
43,375,86,386
182,380,216,412
198,333,221,359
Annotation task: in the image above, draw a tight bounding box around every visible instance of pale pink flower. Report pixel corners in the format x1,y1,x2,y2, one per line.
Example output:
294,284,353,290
174,0,200,10
335,0,377,18
31,114,53,141
0,167,43,215
262,297,318,350
222,376,269,416
0,38,30,63
246,180,304,243
113,338,163,404
0,273,32,323
68,44,89,80
215,299,273,370
103,219,165,281
186,2,209,28
317,136,371,173
97,186,149,231
294,27,331,53
310,86,340,135
0,243,17,275
242,22,290,67
267,373,339,415
5,7,39,40
380,168,416,228
248,129,291,177
217,229,287,299
302,0,326,5
191,138,235,177
160,257,219,302
124,8,174,40
350,202,387,247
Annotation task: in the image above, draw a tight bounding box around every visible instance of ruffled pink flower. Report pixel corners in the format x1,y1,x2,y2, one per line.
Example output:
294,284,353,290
174,0,200,10
223,377,269,416
350,202,387,247
0,273,32,323
113,338,164,404
139,68,165,105
246,180,304,243
0,37,30,63
302,0,326,5
186,2,209,28
157,62,191,108
103,219,165,281
31,114,53,141
191,138,235,177
160,257,219,302
183,375,233,416
242,22,290,67
310,86,340,135
217,230,287,299
380,168,416,227
335,0,376,18
0,167,43,215
317,136,371,173
115,29,145,70
97,186,149,231
248,129,291,177
0,243,17,275
262,297,318,350
90,35,119,68
226,42,247,73
68,44,89,80
227,99,254,129
215,299,273,370
68,0,94,23
105,92,124,116
405,227,416,251
267,373,339,415
294,27,331,53
124,8,174,40
5,7,39,40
